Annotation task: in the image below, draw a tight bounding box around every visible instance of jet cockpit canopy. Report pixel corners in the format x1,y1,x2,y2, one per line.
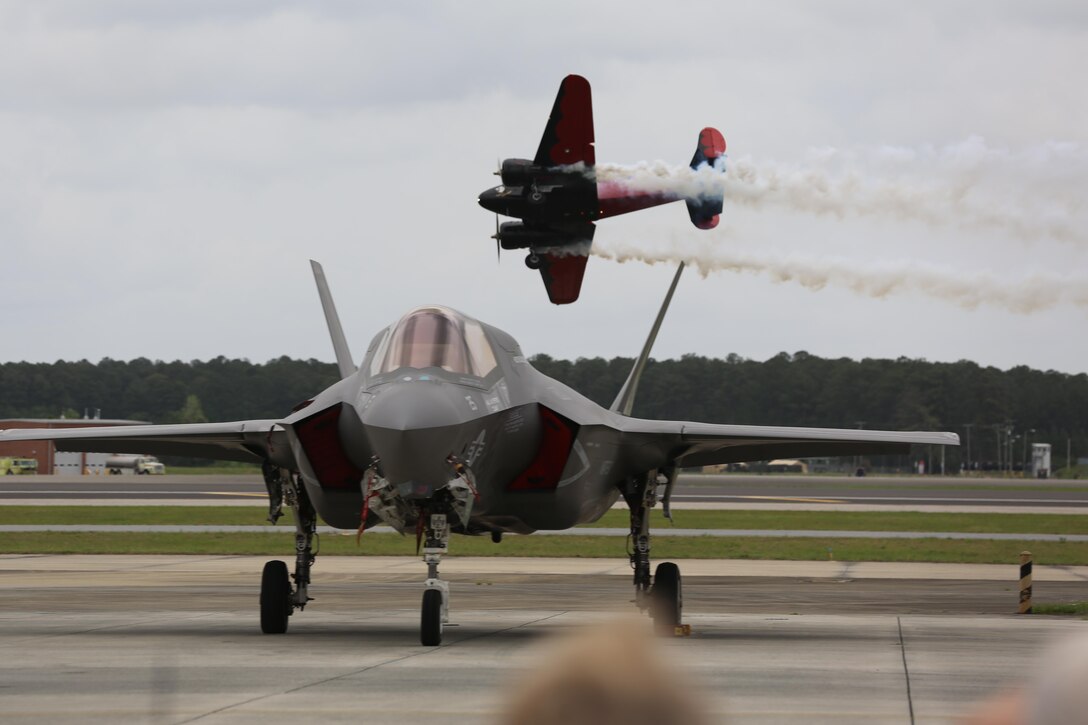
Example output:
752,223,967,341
369,306,498,378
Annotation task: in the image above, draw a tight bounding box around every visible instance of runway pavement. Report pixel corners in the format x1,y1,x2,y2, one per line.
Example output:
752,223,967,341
2,555,1086,724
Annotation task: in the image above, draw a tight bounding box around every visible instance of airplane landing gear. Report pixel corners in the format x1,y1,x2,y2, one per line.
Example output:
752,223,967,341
260,560,291,633
259,469,317,634
623,469,683,634
651,561,682,633
420,512,450,646
524,252,542,270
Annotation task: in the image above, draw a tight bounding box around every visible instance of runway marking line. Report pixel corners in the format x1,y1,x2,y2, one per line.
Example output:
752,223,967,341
734,495,849,504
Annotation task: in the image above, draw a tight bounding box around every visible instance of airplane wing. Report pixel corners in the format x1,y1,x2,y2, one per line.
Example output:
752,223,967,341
615,418,958,469
0,420,290,465
537,224,595,305
534,74,595,167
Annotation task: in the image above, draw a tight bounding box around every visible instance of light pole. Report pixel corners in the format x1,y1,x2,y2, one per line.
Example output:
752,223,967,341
854,421,865,474
963,423,974,474
1023,429,1034,477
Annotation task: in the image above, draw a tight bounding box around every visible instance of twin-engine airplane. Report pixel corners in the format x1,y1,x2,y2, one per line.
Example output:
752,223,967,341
0,261,958,646
478,74,726,304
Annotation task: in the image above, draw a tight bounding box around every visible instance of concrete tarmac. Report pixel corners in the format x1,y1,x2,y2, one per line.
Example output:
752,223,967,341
2,555,1087,724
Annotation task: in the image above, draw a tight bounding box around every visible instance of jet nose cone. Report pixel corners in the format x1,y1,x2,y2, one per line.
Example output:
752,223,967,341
360,382,473,493
361,381,465,432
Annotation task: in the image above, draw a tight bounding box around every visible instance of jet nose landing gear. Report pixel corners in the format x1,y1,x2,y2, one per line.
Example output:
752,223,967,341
420,513,451,646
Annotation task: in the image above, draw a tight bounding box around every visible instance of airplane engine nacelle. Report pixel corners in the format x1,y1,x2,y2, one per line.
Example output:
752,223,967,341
499,158,545,187
496,222,582,250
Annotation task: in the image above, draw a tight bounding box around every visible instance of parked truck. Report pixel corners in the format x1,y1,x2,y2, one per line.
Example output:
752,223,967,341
105,455,165,475
1031,443,1052,479
0,457,38,475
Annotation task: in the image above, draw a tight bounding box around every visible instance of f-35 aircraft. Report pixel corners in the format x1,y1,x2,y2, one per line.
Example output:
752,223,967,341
0,261,957,646
478,74,726,304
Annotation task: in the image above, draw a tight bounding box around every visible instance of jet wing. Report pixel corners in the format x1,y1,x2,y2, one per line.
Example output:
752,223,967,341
0,420,290,465
534,74,595,167
615,418,958,469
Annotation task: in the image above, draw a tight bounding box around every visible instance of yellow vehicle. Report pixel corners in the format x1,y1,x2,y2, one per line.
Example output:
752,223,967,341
0,457,39,475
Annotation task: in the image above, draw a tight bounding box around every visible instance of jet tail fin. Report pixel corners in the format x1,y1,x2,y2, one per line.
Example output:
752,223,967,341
685,127,726,230
610,263,685,415
310,260,356,380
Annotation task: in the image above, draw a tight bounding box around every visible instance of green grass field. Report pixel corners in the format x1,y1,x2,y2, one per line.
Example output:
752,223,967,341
1,504,1087,564
2,506,1084,535
161,465,262,475
1,530,1086,564
1031,601,1088,618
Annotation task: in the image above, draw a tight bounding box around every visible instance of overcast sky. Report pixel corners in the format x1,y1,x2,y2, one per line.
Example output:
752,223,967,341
2,1,1086,374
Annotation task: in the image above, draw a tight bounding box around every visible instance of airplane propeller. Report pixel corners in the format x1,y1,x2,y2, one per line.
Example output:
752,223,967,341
492,215,501,262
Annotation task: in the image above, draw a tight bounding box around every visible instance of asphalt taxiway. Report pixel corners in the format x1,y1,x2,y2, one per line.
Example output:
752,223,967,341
2,555,1086,724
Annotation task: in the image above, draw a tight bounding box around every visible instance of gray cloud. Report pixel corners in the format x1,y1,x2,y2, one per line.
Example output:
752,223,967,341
1,1,1086,375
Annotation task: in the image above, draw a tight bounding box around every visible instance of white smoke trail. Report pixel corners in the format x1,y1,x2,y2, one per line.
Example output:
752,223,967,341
594,137,1087,244
592,237,1088,314
594,160,727,200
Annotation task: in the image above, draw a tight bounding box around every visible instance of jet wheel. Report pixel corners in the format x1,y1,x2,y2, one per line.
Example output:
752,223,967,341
525,253,542,270
421,589,443,646
651,562,682,633
260,560,291,634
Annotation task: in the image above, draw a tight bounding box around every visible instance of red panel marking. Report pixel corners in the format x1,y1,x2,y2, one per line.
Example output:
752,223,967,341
508,407,579,490
596,180,679,220
550,75,595,166
539,252,589,305
694,214,720,230
294,405,364,490
699,127,726,159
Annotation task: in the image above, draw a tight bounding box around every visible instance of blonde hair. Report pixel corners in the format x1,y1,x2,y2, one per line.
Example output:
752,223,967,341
500,620,710,725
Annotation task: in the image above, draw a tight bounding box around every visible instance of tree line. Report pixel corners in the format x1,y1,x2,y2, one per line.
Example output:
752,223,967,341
1,352,1085,470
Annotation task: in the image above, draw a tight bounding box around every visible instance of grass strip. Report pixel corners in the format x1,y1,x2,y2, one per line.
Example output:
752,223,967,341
6,506,1085,535
678,480,1088,493
1031,602,1088,618
2,532,1087,564
158,465,262,475
589,509,1088,534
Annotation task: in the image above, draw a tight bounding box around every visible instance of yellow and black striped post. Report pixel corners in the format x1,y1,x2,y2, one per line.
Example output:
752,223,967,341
1018,551,1033,614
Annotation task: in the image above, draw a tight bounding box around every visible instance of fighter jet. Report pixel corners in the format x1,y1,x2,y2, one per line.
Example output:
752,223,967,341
478,74,726,304
0,261,957,645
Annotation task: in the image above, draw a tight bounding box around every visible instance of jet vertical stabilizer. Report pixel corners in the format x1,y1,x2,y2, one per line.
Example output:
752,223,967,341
310,259,356,380
610,263,685,416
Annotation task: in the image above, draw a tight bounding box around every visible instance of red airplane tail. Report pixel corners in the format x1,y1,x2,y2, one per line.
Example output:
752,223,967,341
685,127,726,230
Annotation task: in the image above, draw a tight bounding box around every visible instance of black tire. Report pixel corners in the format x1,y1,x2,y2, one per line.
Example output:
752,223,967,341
260,560,291,634
524,253,542,270
420,589,443,646
652,562,682,632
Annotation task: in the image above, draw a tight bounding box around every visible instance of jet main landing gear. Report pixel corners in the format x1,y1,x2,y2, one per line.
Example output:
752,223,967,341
259,468,317,634
623,470,683,634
